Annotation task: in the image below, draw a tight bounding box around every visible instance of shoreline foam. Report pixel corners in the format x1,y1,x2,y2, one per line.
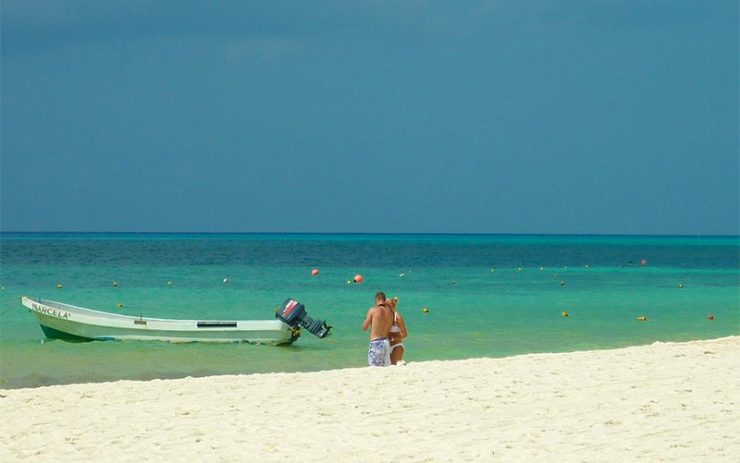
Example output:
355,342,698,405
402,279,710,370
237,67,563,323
2,336,738,461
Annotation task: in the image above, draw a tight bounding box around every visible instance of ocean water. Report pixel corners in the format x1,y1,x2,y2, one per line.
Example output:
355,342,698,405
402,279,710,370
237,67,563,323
1,233,738,389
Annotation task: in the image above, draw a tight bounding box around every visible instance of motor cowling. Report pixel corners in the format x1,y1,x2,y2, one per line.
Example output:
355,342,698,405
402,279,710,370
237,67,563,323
275,298,332,339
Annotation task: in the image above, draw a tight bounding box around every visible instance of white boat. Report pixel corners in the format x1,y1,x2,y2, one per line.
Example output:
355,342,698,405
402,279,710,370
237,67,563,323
21,296,331,345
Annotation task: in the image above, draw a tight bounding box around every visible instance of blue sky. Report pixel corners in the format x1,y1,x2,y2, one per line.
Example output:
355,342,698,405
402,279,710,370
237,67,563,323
1,1,738,234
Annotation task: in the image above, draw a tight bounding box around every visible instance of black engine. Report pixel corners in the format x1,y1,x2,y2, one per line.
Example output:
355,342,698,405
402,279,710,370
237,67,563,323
275,298,332,339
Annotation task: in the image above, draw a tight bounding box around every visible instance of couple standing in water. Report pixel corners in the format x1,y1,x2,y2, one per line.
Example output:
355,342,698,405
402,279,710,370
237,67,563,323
361,291,408,367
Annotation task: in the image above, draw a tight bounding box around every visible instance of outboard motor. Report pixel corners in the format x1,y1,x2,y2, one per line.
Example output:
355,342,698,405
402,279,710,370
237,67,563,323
275,298,332,339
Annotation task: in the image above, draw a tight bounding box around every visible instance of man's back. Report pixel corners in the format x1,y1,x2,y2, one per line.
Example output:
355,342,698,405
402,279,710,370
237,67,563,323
364,304,393,340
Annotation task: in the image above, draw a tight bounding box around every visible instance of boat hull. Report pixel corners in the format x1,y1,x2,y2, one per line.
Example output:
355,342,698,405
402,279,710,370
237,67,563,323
23,297,296,345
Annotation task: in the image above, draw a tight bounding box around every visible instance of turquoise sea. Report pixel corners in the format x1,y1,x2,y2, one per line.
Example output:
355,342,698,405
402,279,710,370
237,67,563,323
1,233,738,389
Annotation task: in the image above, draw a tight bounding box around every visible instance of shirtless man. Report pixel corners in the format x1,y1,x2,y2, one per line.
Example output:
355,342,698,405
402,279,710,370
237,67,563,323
361,292,394,367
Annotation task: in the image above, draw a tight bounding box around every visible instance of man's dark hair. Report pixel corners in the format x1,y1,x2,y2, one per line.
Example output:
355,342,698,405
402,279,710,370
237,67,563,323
375,292,386,302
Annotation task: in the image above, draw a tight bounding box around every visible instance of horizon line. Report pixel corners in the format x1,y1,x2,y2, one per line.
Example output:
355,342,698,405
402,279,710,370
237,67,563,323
1,231,738,238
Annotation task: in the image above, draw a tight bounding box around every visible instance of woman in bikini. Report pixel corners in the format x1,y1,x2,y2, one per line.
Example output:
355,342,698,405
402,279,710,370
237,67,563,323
387,296,408,365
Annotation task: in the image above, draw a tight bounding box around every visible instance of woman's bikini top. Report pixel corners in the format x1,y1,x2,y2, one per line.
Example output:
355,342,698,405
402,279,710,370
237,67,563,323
389,311,401,334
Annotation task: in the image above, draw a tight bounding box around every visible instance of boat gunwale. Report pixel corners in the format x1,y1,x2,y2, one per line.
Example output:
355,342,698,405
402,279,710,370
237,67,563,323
22,296,284,326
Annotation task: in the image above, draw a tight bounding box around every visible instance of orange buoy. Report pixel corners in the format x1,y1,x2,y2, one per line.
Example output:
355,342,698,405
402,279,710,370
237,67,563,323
311,268,320,276
353,274,364,283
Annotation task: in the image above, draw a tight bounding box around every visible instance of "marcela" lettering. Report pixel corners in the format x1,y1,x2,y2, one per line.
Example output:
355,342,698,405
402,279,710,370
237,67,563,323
32,303,71,320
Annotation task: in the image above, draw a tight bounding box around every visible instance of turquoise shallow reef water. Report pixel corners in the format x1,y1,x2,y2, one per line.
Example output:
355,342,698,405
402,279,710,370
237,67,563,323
1,233,738,389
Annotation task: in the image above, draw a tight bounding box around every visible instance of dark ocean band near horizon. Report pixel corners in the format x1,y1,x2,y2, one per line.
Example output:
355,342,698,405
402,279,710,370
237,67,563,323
1,232,738,389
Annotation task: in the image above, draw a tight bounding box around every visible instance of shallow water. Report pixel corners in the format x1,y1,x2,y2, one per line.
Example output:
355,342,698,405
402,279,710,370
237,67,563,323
1,233,738,388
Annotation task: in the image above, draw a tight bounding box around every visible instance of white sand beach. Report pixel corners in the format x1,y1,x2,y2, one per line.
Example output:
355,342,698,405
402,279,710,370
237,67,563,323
1,337,738,462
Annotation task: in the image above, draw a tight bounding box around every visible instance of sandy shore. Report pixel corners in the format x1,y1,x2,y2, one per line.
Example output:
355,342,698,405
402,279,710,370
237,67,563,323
1,337,738,462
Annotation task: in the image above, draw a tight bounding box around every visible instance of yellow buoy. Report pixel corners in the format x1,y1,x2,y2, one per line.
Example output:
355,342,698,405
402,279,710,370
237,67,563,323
678,283,684,288
56,284,63,289
562,311,569,317
116,303,124,308
636,316,648,321
422,307,429,314
112,281,118,287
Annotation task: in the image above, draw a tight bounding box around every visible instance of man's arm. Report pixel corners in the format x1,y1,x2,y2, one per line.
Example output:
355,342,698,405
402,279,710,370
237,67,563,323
361,307,374,331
